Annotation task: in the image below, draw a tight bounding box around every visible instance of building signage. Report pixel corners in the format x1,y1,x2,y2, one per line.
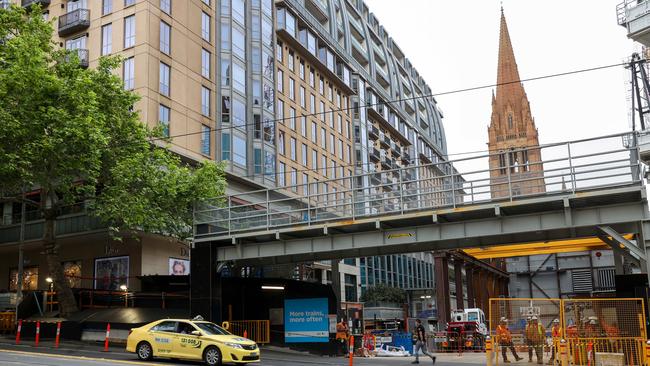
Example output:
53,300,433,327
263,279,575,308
284,298,329,343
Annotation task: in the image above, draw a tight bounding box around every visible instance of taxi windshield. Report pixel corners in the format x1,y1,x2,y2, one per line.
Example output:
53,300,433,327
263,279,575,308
195,322,231,336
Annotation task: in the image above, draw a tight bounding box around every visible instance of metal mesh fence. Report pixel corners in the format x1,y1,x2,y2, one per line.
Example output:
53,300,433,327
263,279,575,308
489,299,562,365
563,298,646,366
489,298,647,366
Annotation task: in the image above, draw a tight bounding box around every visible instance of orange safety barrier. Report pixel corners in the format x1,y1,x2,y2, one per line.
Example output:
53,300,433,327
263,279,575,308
228,320,270,344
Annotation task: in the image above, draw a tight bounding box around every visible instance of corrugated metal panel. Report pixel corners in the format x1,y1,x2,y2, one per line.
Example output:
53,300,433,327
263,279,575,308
572,270,593,293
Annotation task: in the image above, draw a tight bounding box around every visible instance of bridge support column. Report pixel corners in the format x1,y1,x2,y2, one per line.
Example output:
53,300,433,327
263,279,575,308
454,259,464,310
434,253,451,325
190,242,222,323
466,264,475,308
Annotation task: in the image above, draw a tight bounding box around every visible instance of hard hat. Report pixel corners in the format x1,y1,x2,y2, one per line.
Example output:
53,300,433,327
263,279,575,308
553,319,560,324
531,316,538,321
500,317,508,323
527,317,532,321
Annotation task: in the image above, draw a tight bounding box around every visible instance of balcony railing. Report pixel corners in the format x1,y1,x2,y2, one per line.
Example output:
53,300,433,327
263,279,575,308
66,48,89,68
21,0,50,8
58,9,90,37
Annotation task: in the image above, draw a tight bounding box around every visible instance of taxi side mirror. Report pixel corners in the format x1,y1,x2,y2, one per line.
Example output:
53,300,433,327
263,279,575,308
191,330,201,336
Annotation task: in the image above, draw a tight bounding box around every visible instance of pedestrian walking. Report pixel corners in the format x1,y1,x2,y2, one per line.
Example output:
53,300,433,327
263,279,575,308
412,319,436,364
497,318,523,363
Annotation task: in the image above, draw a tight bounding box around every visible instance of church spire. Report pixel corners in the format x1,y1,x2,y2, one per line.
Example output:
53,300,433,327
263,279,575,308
495,8,524,106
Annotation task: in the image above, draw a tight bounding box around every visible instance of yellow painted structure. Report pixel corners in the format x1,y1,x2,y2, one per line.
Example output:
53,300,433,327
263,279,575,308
464,235,634,259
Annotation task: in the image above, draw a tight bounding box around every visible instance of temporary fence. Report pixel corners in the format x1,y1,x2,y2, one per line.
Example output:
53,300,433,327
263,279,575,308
489,298,648,366
226,320,270,344
0,312,16,333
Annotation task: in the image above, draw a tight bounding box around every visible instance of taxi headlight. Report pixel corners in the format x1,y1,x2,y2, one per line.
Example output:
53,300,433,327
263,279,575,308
224,342,244,349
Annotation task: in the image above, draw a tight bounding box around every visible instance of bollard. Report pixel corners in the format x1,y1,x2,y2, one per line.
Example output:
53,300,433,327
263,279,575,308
34,321,40,347
348,335,354,366
485,336,493,366
587,341,593,366
55,322,61,348
15,319,22,345
243,329,248,339
645,340,650,366
103,323,110,352
559,339,568,366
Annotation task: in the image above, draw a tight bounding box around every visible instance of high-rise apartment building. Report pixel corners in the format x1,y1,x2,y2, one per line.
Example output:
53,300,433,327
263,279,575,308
1,0,451,298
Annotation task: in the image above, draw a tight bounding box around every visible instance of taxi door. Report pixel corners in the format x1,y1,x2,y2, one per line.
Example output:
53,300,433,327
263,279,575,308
172,322,203,360
148,321,177,357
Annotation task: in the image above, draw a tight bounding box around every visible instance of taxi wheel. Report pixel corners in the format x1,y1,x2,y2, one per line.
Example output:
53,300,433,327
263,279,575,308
203,346,222,366
136,341,153,361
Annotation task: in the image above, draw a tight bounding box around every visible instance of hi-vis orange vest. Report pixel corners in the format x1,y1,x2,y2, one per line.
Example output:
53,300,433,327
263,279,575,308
551,325,562,338
497,325,512,343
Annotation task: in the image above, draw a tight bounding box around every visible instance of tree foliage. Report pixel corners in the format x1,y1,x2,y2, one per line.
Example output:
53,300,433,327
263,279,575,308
360,284,407,304
0,5,226,315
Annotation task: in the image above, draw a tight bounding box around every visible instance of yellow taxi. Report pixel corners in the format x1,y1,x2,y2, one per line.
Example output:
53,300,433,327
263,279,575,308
126,317,260,365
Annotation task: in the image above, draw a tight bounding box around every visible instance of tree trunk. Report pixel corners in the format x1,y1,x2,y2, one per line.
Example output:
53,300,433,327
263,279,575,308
43,210,78,317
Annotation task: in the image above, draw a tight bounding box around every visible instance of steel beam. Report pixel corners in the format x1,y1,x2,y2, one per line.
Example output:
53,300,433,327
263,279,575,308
216,200,648,265
465,264,475,308
434,253,451,324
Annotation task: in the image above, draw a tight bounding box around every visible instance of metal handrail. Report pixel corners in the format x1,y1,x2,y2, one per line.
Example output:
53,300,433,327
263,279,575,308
195,132,642,237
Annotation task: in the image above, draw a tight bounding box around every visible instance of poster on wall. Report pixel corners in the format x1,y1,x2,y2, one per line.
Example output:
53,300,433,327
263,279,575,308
169,258,190,275
62,261,82,288
9,267,38,291
94,256,129,290
284,298,329,343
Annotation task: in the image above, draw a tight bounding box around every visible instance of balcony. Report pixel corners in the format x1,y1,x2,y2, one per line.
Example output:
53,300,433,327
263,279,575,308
618,0,650,46
58,9,90,37
369,126,379,140
392,145,402,157
402,150,411,164
381,157,392,170
370,148,381,162
380,135,391,149
22,0,50,8
370,173,382,186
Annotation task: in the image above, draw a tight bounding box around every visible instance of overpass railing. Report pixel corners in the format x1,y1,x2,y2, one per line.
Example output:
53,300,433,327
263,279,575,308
194,132,643,238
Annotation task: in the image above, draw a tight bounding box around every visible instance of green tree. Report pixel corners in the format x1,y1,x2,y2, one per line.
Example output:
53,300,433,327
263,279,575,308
0,6,225,316
360,284,407,304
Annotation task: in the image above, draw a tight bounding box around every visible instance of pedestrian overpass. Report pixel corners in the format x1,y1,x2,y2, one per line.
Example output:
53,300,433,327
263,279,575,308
194,132,650,271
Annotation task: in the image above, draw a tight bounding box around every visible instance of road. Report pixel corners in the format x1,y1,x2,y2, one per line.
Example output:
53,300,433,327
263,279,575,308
0,341,486,366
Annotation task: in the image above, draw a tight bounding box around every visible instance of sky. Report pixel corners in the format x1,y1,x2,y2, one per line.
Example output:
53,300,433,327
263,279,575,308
363,0,638,162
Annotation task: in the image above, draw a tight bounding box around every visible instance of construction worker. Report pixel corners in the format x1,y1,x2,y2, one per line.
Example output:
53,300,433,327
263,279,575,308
525,316,545,364
496,318,523,363
336,318,349,356
525,317,534,362
548,319,561,365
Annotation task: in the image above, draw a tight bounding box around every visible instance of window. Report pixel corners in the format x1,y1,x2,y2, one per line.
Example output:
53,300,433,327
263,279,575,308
310,94,315,113
337,139,343,158
159,104,170,137
221,133,230,160
201,49,211,78
290,137,296,160
252,14,261,39
221,0,229,15
299,60,305,80
302,173,309,194
101,24,112,56
220,22,230,51
277,100,284,120
102,0,112,15
291,169,297,191
201,12,211,41
232,27,245,59
202,0,210,5
328,85,333,101
301,144,307,166
160,0,171,14
252,46,261,73
321,128,326,149
160,21,171,54
252,80,261,106
123,57,134,90
276,41,283,63
299,87,305,108
254,148,262,174
312,149,317,169
232,0,245,25
288,50,294,71
321,156,327,176
233,63,245,94
337,115,342,133
311,121,317,142
329,134,334,153
278,132,285,155
289,78,295,100
159,62,170,96
309,69,314,87
319,77,324,94
278,162,286,186
124,15,135,48
301,116,307,137
221,59,230,86
233,135,246,165
125,0,135,7
289,107,295,130
151,321,177,333
319,102,325,121
232,98,245,127
201,125,211,155
277,69,283,93
201,86,210,116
